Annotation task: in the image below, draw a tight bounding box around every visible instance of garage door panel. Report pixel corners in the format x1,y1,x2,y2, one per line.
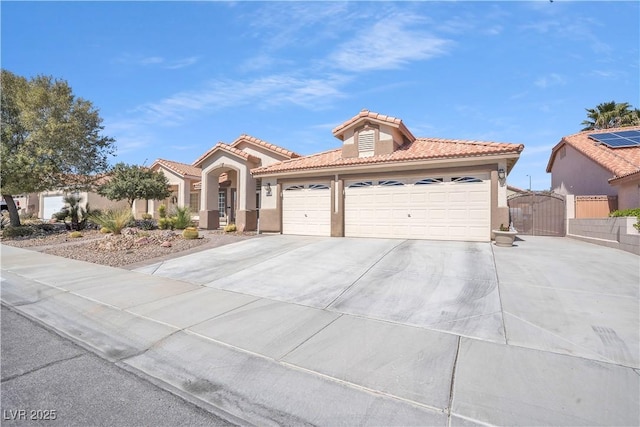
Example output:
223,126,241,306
345,179,490,241
428,192,447,203
282,186,330,237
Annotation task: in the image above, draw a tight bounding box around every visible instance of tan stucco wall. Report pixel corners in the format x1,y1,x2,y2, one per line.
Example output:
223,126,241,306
613,180,640,210
551,145,616,196
258,208,280,232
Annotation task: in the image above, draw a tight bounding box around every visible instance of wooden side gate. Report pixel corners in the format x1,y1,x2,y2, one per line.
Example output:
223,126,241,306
508,192,566,236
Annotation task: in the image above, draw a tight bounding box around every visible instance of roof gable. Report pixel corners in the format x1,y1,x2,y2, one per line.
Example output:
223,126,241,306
230,134,300,159
192,142,260,167
546,126,640,179
332,109,415,143
151,159,201,178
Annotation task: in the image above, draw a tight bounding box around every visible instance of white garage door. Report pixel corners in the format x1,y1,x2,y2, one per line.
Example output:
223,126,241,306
282,184,331,236
345,176,491,241
43,195,65,220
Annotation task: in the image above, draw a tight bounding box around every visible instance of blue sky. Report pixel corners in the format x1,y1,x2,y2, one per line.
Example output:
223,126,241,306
2,1,638,191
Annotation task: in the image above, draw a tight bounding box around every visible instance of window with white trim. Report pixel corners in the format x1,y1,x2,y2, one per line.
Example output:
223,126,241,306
218,191,226,217
451,176,483,183
309,184,330,190
415,178,444,185
189,193,200,212
348,181,373,188
378,180,404,186
285,185,305,191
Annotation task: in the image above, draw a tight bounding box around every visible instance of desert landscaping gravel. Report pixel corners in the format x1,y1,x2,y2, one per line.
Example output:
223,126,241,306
1,228,258,268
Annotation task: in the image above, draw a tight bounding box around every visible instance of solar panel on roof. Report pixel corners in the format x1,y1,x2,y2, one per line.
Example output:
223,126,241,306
589,130,640,148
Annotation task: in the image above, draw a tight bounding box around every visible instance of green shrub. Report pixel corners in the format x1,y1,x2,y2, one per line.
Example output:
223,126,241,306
69,231,83,238
158,204,167,219
158,217,174,230
172,206,192,230
2,226,34,238
141,213,153,220
609,208,640,217
88,208,133,235
224,223,237,233
100,227,112,234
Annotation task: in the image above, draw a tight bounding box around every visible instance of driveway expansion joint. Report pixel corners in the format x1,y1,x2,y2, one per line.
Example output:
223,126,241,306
323,239,407,310
447,336,461,422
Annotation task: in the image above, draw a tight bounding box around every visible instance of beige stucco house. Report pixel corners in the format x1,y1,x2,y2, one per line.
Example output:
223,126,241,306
546,126,640,210
252,110,523,241
150,110,524,241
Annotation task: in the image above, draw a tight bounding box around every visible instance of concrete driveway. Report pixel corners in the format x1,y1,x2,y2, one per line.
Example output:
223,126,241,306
2,235,639,426
136,236,504,342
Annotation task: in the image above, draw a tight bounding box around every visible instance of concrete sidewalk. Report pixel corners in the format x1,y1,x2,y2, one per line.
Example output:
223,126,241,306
1,237,638,426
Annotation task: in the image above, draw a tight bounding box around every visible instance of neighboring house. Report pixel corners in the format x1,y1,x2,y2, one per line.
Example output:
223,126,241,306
546,126,640,210
38,189,127,220
251,110,523,241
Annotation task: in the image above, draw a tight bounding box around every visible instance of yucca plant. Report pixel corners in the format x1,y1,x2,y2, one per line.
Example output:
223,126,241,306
88,208,133,235
172,206,192,230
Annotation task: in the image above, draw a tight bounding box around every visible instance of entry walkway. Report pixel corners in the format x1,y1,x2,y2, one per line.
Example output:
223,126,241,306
1,236,638,426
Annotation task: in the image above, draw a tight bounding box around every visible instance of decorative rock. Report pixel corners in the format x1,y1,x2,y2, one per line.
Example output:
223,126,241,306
160,241,172,248
135,237,151,245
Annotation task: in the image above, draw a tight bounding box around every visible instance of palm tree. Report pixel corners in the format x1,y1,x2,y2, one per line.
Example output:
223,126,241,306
581,101,639,131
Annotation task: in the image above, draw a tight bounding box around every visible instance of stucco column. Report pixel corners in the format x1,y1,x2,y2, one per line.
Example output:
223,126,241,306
199,171,219,229
331,178,344,237
179,179,191,208
236,167,257,231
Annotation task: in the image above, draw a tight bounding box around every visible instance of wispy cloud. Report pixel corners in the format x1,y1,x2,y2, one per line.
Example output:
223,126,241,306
329,14,453,72
534,73,566,88
116,54,200,70
113,72,351,133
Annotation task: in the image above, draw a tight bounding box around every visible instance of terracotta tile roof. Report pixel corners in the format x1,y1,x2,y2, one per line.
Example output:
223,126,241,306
253,137,524,176
192,142,260,167
332,109,415,142
151,158,201,178
546,126,640,180
231,134,300,159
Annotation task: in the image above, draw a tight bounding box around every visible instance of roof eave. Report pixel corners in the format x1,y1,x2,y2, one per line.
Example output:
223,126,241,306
252,151,522,178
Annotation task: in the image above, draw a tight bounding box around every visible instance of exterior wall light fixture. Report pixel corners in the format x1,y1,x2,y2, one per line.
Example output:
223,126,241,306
497,168,506,186
266,183,272,197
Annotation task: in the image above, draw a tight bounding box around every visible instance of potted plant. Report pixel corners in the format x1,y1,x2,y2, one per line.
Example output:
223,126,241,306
493,224,518,247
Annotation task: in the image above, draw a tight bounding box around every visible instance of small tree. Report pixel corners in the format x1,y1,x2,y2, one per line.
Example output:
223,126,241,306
97,163,171,208
52,194,89,231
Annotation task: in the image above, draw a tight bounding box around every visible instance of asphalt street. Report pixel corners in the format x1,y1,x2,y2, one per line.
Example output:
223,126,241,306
1,306,235,427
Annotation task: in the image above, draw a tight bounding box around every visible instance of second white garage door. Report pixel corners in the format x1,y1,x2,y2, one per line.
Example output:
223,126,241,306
345,176,491,241
282,184,331,236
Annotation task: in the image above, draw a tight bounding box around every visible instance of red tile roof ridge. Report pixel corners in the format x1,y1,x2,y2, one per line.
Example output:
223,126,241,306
152,158,202,177
232,134,301,158
332,109,405,136
416,137,524,149
192,142,261,166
